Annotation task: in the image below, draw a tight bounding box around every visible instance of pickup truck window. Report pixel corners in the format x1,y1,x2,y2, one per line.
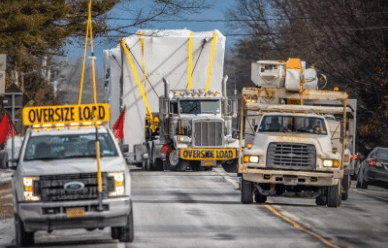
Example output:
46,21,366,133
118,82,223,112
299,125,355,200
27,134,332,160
180,100,220,114
259,115,327,134
24,133,118,161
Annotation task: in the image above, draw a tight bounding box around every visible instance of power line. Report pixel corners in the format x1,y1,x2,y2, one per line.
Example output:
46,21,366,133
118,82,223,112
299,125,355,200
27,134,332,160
105,12,388,23
100,26,388,39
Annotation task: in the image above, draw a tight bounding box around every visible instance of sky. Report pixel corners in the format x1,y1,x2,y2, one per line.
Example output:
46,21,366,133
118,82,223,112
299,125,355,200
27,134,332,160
65,0,237,74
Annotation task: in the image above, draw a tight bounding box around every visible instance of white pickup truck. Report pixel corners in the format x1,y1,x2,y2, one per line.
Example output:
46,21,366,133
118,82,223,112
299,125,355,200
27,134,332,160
6,125,133,246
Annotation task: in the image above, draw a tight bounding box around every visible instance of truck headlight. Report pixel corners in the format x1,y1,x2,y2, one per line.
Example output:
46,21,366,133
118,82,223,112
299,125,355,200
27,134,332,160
243,155,259,163
323,160,339,168
23,177,40,201
108,172,125,197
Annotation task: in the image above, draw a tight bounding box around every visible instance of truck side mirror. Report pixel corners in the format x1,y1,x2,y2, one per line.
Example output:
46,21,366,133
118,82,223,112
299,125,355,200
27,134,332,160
120,144,129,153
8,158,18,170
232,130,240,139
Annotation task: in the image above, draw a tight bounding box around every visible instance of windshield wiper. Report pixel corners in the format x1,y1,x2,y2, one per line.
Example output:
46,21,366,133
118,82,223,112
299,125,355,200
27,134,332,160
32,157,56,161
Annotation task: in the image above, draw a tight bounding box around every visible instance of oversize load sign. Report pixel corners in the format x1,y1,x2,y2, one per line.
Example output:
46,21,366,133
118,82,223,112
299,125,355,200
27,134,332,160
180,148,237,161
23,103,110,126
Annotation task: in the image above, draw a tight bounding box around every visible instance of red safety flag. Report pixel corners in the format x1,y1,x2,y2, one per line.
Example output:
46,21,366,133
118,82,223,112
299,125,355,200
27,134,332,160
112,108,126,139
0,113,17,145
160,143,172,155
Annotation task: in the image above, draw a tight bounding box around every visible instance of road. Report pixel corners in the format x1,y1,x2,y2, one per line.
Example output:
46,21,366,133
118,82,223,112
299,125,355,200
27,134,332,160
1,167,388,247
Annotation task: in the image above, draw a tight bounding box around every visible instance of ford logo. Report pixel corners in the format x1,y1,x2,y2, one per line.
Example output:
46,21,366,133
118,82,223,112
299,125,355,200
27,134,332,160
64,182,85,192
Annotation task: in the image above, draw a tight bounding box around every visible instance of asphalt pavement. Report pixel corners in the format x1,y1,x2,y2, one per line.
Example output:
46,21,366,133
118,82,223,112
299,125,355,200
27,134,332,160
0,166,388,247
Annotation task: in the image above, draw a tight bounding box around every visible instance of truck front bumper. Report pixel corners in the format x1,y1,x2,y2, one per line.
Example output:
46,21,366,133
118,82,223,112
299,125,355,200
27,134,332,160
242,168,341,186
17,197,131,232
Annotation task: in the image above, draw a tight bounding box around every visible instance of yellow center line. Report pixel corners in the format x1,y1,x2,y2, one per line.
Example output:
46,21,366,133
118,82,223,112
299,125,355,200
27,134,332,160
265,204,342,248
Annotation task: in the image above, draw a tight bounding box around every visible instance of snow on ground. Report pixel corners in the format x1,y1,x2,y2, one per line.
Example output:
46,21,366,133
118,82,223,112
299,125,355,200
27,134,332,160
0,218,14,247
0,169,13,186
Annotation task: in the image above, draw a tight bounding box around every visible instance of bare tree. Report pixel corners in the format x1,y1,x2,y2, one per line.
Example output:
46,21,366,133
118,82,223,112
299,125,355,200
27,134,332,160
226,0,388,148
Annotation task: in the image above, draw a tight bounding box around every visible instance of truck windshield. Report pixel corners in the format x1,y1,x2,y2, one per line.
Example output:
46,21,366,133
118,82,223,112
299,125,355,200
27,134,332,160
24,133,118,161
180,100,220,114
258,116,327,134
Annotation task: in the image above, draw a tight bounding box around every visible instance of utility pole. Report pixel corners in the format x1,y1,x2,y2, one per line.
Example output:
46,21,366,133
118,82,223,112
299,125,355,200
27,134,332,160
0,54,6,95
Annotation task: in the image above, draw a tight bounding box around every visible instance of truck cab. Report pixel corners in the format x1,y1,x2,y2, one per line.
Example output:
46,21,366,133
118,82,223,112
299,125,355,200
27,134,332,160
157,86,239,172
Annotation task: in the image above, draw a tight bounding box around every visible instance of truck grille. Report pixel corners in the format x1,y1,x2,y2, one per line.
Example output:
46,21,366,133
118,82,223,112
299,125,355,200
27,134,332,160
39,173,110,202
193,120,223,147
266,143,316,170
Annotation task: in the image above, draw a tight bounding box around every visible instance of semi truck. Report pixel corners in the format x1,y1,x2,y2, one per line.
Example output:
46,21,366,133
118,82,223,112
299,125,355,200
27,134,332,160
238,59,356,207
103,30,239,172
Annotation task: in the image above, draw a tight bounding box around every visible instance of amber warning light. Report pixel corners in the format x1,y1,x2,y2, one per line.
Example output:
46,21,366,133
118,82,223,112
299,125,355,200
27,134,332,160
22,103,110,126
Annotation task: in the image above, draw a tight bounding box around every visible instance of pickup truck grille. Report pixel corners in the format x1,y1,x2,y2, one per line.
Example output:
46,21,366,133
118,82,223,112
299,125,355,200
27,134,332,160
193,120,223,147
267,143,316,170
39,173,110,202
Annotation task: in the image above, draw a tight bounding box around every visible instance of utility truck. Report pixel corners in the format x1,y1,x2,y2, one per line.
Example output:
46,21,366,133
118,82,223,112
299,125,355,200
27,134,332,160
103,30,239,172
239,59,356,207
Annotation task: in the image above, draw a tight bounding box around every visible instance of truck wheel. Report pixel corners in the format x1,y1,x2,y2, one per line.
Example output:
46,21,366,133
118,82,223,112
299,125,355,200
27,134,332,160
171,160,189,172
154,158,164,171
356,175,368,189
341,175,350,200
327,183,341,208
15,214,34,247
118,201,134,243
222,159,238,173
315,194,327,206
255,192,267,203
0,151,8,169
111,227,120,239
241,178,253,204
142,158,151,171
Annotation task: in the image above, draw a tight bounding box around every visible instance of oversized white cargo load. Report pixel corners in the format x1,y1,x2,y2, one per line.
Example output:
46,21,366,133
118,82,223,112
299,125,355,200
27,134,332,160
104,29,226,153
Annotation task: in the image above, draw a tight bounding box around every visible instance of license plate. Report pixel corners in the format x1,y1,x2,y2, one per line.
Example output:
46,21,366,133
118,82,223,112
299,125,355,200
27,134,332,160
283,176,298,185
201,160,216,166
180,148,237,160
66,208,85,218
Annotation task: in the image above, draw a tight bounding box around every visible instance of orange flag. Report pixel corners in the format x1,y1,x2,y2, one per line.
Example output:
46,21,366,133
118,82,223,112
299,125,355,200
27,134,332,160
0,113,17,145
112,107,126,139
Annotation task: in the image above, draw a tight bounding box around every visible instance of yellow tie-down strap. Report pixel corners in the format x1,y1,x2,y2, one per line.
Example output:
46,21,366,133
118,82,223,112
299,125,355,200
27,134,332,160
180,148,237,161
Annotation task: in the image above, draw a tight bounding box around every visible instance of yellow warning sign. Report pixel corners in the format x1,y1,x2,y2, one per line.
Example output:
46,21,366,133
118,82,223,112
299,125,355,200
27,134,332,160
287,99,301,105
23,103,110,126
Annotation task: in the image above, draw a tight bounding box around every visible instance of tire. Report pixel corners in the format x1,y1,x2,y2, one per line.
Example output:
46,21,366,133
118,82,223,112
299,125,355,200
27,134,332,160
315,194,327,206
254,192,267,203
0,151,8,169
170,160,189,172
222,159,238,173
241,178,253,204
111,227,120,239
15,214,34,247
356,167,368,189
341,175,350,201
327,183,342,208
356,175,368,189
142,158,151,171
153,158,164,171
118,201,134,243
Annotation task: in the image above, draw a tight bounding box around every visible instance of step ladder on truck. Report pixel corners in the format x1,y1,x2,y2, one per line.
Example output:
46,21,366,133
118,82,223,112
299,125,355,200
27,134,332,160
238,58,356,207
